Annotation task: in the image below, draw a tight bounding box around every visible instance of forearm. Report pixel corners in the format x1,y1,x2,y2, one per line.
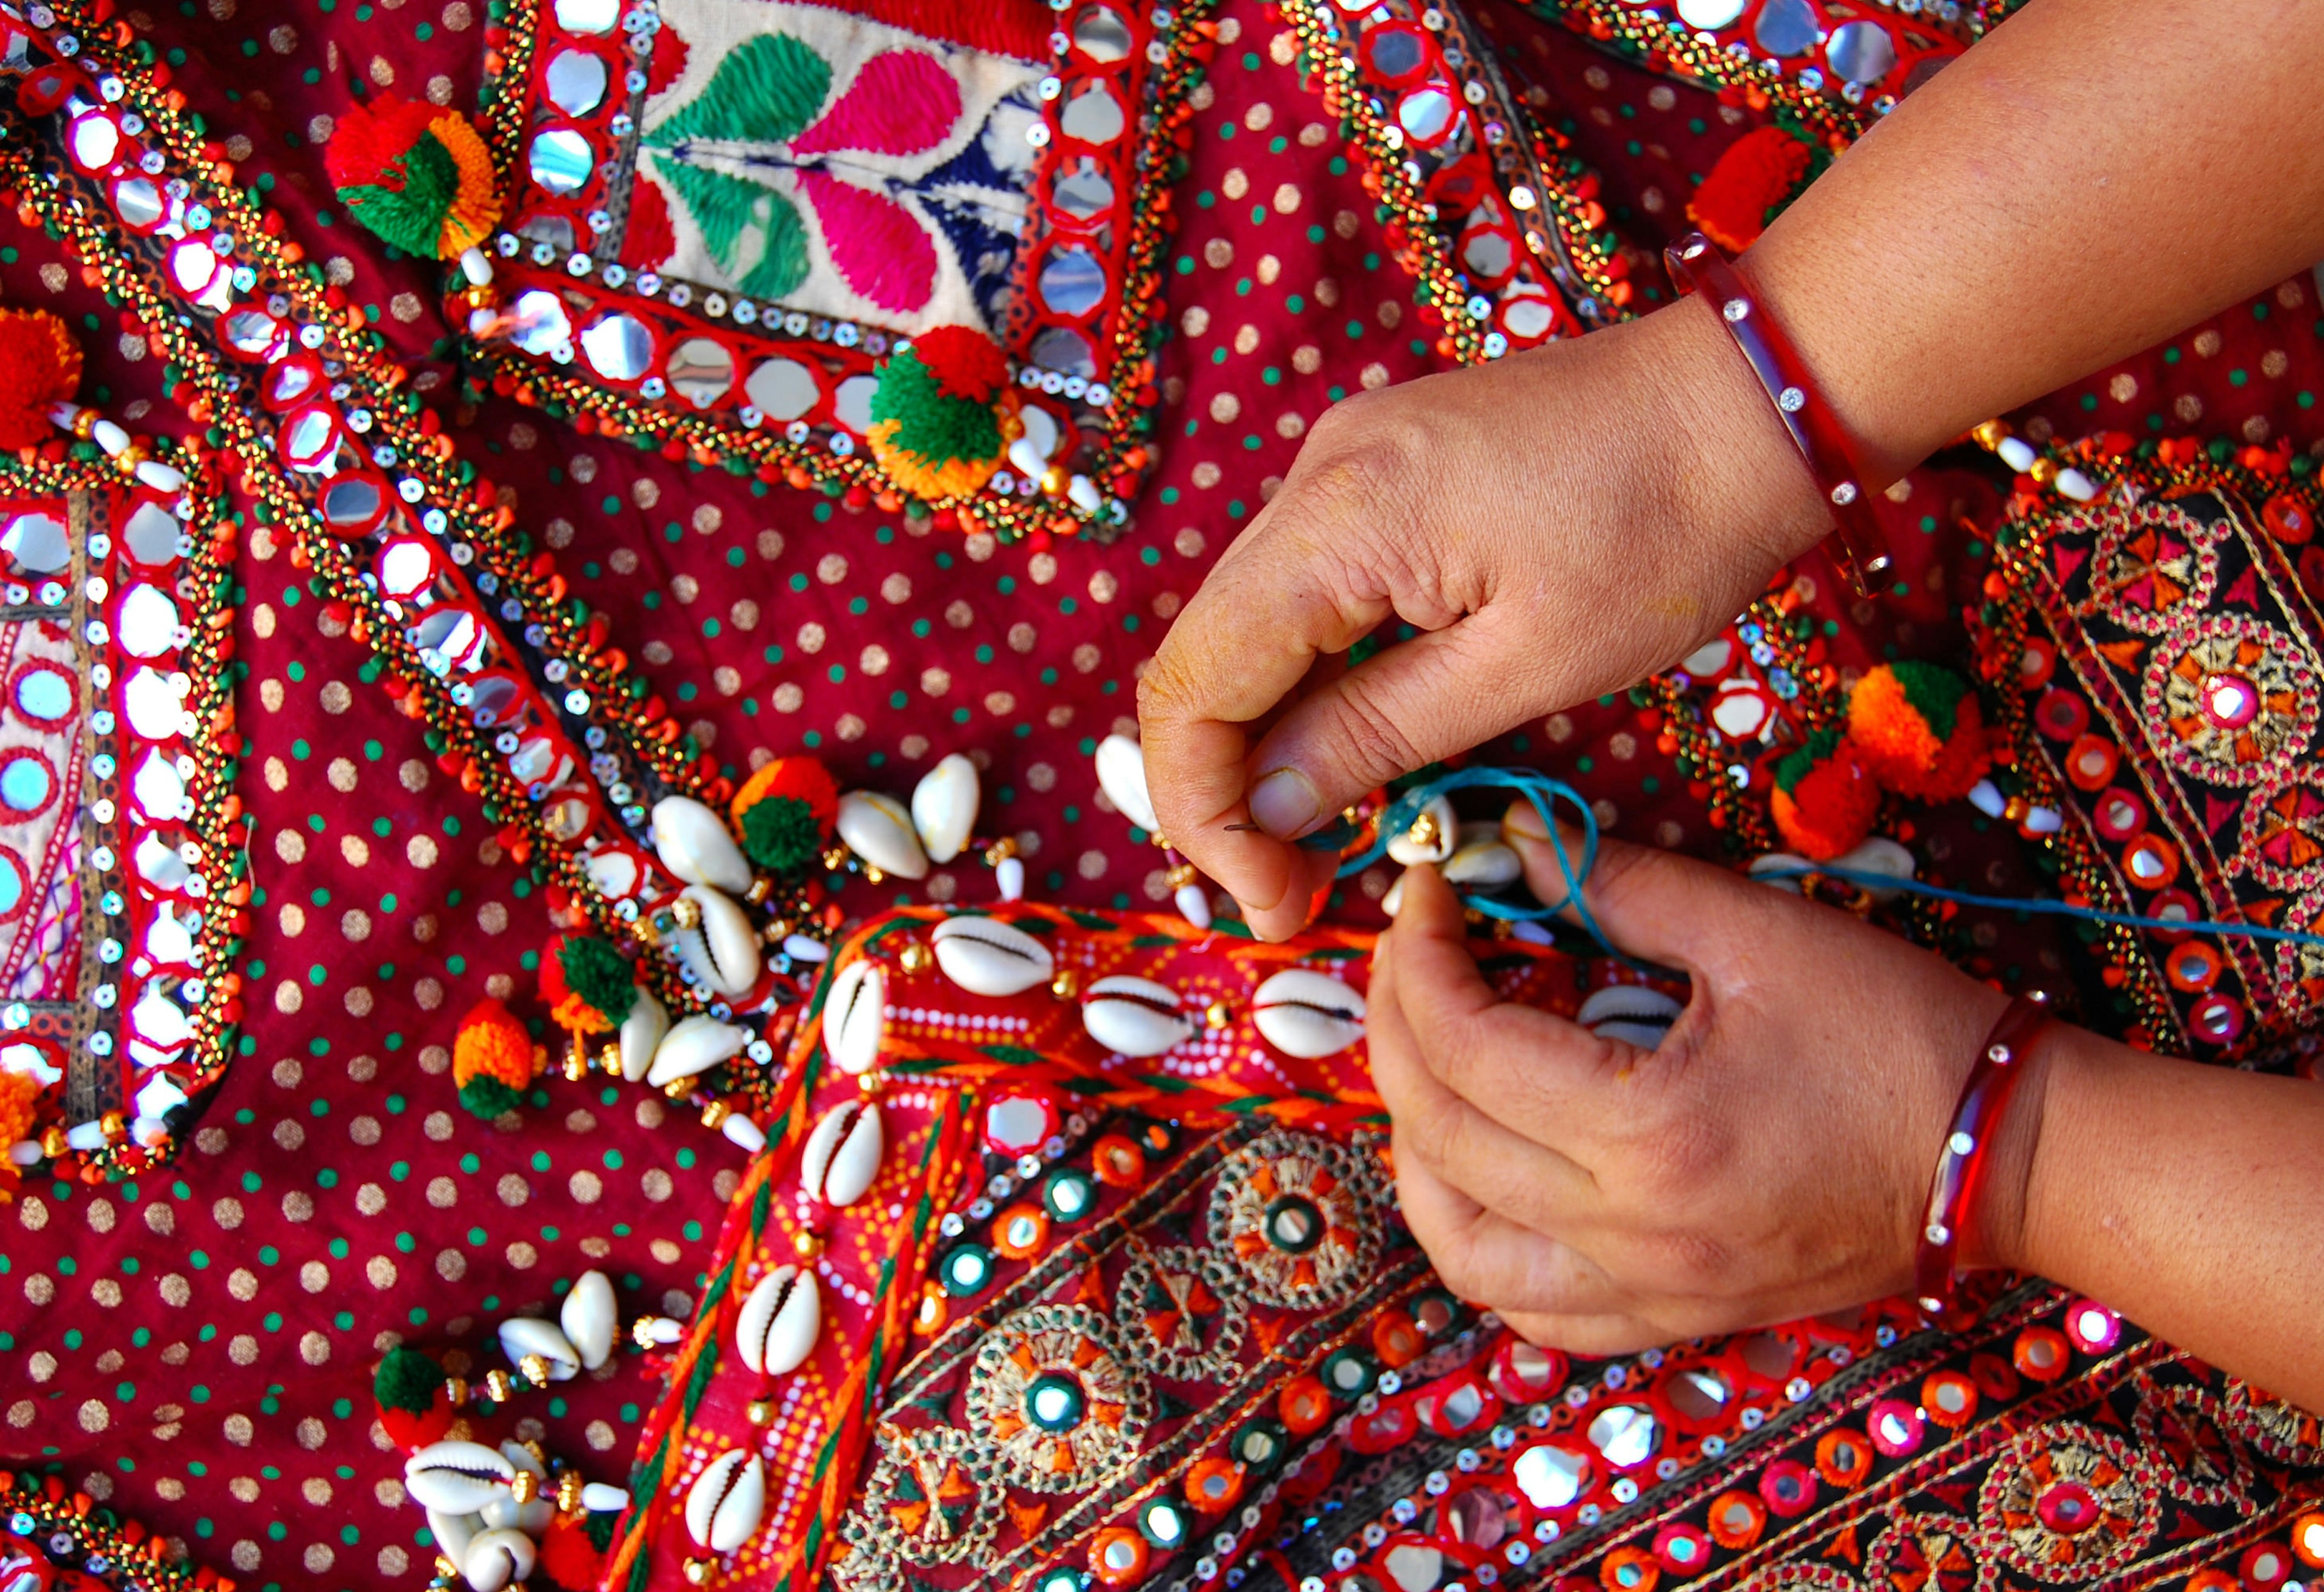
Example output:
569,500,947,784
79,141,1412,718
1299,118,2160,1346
2001,1025,2324,1412
1747,0,2324,487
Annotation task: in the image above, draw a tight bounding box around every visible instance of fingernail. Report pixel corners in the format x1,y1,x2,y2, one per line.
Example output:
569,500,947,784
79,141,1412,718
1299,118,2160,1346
1390,863,1431,919
1249,767,1322,839
1503,800,1549,843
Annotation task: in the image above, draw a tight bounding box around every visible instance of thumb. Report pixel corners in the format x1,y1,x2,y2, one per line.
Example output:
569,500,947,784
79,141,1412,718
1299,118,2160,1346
1502,799,1760,970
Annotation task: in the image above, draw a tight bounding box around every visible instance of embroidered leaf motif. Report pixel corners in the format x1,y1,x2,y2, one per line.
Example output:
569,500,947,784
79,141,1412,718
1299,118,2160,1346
789,48,959,158
645,31,832,149
797,171,938,314
652,159,810,299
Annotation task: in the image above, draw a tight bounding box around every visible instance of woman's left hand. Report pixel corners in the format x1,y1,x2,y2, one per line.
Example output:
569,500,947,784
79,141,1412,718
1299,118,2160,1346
1368,804,2016,1353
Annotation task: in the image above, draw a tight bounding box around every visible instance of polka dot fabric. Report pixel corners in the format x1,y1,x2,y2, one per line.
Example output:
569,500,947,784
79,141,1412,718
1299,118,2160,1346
2,0,2323,1588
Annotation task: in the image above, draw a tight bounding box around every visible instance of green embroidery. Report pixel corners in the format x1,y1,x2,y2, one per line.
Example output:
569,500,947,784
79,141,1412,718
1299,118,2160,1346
643,32,831,298
645,31,832,148
649,157,812,299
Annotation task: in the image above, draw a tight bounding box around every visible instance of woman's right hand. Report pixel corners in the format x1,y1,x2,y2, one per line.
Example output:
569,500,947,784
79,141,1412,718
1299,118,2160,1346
1135,294,1830,939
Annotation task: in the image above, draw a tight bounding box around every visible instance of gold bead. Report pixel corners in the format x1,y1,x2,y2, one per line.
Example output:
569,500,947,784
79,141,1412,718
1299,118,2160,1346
1148,831,1169,852
38,1125,68,1159
700,1099,733,1130
982,835,1019,865
857,1073,884,1099
562,1035,589,1082
671,896,703,930
517,1354,551,1389
599,1044,624,1077
793,1229,826,1260
682,1556,718,1586
663,1077,695,1100
436,1554,462,1577
445,1376,471,1407
2027,456,2058,485
630,1317,661,1350
1972,419,2009,449
1407,810,1443,850
1165,862,1198,889
897,939,932,974
510,1467,540,1504
744,877,773,906
745,1398,775,1426
1204,1000,1233,1030
1049,969,1081,1000
862,864,885,885
482,1368,515,1401
556,1471,584,1513
821,846,850,872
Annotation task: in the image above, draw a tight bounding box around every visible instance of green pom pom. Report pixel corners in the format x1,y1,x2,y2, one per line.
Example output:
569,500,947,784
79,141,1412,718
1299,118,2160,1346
341,132,461,260
459,1075,525,1120
871,347,1002,467
741,794,822,874
559,935,637,1025
375,1345,446,1415
584,1510,620,1552
1889,659,1970,743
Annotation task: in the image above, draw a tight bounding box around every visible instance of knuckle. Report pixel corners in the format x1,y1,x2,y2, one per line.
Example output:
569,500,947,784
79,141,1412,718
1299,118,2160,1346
1325,668,1430,784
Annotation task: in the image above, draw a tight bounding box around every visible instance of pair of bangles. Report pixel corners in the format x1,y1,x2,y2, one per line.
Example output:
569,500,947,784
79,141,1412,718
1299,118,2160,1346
1663,246,2057,1306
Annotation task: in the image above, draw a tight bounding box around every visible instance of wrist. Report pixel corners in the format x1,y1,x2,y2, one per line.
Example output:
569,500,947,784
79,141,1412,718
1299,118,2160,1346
1641,291,1837,587
1957,1015,2077,1275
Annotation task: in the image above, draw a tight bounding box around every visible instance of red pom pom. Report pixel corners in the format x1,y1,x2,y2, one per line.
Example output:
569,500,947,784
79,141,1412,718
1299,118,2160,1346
322,96,445,192
1770,728,1878,861
1689,126,1816,254
0,309,82,449
539,1513,608,1592
907,324,1008,404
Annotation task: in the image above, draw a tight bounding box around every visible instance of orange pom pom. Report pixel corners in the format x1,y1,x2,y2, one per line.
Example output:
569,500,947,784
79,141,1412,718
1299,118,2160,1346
1847,662,1991,801
452,998,536,1090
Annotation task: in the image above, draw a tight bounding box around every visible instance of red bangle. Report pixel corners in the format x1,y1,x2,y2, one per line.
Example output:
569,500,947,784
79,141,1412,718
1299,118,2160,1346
1664,232,1893,599
1914,993,2053,1315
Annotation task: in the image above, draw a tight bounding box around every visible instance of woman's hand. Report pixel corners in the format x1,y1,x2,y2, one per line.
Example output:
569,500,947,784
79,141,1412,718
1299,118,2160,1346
1367,804,2013,1352
1135,299,1830,941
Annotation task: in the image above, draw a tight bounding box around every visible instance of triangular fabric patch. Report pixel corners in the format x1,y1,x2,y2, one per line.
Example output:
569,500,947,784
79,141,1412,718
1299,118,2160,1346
1155,1387,1197,1421
1923,1481,1974,1513
1076,1263,1107,1307
2166,1508,2214,1542
2223,565,2260,611
1251,1311,1292,1354
1822,1524,1862,1565
2053,544,2089,587
1005,1498,1048,1542
2245,896,2285,927
2095,639,2147,673
2206,793,2241,835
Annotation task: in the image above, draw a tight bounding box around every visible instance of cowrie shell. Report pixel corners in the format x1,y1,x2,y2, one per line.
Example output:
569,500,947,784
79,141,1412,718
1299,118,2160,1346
488,1441,553,1531
823,958,886,1075
462,1527,537,1592
735,1263,821,1377
617,986,669,1082
930,915,1054,996
801,1098,883,1208
648,1015,749,1088
685,1450,766,1554
836,790,928,880
1250,969,1367,1058
496,1316,580,1381
424,1510,481,1566
910,753,979,865
1094,733,1159,833
1577,984,1684,1050
404,1440,514,1515
1082,975,1196,1057
652,795,753,894
674,884,760,998
1386,796,1458,866
560,1269,616,1371
1445,837,1523,887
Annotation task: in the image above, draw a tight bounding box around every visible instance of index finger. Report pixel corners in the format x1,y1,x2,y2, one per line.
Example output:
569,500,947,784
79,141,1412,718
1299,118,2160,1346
1136,476,1398,940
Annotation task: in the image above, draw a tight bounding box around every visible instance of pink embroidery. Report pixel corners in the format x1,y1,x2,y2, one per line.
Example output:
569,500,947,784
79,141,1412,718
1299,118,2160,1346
790,49,959,159
797,169,938,313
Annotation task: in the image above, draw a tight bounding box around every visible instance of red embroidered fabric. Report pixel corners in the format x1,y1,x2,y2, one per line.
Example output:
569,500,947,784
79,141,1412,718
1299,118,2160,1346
0,2,2320,1591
